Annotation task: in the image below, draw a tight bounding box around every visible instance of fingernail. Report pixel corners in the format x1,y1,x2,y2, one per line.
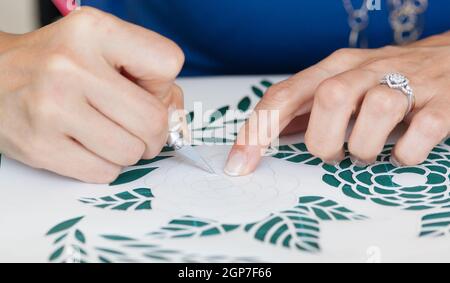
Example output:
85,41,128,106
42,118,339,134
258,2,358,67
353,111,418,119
350,154,370,167
390,155,403,167
224,150,248,177
326,151,345,166
327,159,341,166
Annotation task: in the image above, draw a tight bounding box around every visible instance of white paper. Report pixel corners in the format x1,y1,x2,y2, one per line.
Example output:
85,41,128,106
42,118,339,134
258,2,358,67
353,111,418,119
0,76,449,263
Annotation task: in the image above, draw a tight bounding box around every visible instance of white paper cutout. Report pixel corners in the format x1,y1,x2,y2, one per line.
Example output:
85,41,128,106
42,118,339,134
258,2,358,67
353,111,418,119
147,146,302,223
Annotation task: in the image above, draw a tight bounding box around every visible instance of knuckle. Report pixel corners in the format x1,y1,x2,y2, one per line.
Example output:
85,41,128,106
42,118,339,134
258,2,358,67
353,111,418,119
413,111,448,140
66,7,107,30
157,41,185,79
143,144,165,160
315,78,349,110
365,58,395,71
168,43,185,75
120,139,146,166
330,48,353,60
29,58,80,127
76,6,104,18
364,89,403,115
28,91,62,124
263,81,294,105
64,7,116,42
325,48,362,66
41,54,77,75
87,164,122,184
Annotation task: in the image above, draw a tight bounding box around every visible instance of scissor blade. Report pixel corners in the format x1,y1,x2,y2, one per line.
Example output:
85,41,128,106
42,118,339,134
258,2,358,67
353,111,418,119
176,146,215,174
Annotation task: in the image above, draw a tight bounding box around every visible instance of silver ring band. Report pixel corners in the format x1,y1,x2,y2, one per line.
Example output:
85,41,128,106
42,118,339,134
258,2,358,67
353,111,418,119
380,73,415,119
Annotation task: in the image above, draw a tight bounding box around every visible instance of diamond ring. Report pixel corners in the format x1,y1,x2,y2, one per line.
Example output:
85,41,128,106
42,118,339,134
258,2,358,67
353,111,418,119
380,73,415,119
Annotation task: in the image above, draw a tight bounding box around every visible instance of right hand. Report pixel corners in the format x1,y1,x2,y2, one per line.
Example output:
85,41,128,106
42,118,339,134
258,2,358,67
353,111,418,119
0,7,185,183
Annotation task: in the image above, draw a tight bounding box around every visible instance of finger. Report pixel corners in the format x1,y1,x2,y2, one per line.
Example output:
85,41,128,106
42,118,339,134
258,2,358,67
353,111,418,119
85,70,169,159
65,103,146,166
30,136,121,184
305,68,380,164
348,85,408,166
224,66,329,176
225,48,375,176
392,97,450,166
93,8,185,98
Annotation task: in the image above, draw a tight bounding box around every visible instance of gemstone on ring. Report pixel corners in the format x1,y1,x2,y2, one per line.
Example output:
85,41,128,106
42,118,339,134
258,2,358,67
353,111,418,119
381,73,409,89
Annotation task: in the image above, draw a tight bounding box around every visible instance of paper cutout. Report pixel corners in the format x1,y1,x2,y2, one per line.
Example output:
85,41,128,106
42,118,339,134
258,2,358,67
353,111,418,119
244,196,366,253
46,216,88,263
146,146,303,223
273,142,450,211
272,140,450,241
46,216,261,263
49,78,449,262
79,188,154,211
1,77,449,262
420,211,450,237
44,75,450,261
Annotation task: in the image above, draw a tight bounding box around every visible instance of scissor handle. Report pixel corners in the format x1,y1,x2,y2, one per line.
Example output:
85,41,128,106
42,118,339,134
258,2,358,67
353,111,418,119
52,0,80,16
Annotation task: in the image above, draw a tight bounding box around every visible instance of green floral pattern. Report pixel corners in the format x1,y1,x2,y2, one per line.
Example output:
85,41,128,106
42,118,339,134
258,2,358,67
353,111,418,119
272,141,450,211
43,78,449,262
322,144,449,211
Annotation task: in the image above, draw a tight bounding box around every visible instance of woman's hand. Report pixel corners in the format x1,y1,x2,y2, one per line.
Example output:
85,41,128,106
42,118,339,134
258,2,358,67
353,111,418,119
225,31,450,176
0,7,185,183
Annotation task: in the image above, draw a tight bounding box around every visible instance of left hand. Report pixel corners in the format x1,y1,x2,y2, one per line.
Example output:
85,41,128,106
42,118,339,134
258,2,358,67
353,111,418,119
225,31,450,176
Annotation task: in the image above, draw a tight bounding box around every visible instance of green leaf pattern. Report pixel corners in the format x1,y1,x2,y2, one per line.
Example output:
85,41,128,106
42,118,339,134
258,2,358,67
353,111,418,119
79,188,154,211
244,196,365,252
419,211,450,237
148,196,365,253
148,216,240,238
46,216,88,263
43,79,450,262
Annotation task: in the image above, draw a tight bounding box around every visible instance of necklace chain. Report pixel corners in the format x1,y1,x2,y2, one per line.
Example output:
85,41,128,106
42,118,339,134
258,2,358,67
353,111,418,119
342,0,428,48
342,0,370,48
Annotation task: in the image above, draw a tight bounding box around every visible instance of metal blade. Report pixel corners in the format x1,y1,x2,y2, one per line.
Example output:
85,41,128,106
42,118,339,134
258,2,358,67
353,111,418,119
176,145,216,174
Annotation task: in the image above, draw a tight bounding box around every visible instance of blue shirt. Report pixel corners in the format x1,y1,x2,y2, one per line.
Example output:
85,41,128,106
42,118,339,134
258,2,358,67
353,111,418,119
82,0,450,76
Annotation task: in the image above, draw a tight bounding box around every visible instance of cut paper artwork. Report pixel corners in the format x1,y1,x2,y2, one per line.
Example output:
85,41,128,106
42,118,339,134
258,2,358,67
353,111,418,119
0,76,449,263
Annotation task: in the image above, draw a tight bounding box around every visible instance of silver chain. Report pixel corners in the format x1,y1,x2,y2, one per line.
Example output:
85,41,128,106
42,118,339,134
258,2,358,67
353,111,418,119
388,0,428,45
342,0,370,48
342,0,428,47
